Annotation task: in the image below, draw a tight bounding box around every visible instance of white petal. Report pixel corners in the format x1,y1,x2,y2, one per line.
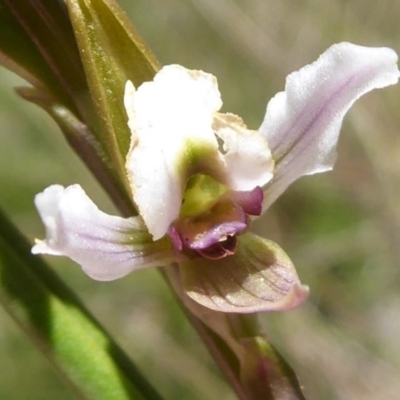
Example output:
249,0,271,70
32,185,174,281
125,65,227,240
213,113,274,191
259,42,399,208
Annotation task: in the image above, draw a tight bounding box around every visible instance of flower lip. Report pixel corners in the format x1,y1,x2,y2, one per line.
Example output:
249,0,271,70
167,185,264,259
180,233,310,313
188,220,247,250
196,235,237,259
167,197,248,256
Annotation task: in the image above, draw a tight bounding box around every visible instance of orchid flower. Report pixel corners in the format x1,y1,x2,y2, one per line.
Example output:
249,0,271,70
32,43,399,313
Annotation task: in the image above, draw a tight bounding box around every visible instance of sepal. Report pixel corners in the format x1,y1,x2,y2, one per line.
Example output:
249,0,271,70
32,185,175,280
260,42,400,209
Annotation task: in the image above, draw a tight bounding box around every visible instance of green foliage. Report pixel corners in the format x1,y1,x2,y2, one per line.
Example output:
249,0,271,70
66,0,160,177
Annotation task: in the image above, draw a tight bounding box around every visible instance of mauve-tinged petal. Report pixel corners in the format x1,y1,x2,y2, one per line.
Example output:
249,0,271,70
259,42,399,209
180,232,309,313
125,65,227,240
32,185,175,281
214,113,274,191
228,186,264,216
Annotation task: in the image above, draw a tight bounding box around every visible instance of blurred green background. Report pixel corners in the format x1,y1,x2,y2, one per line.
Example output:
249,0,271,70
1,0,400,399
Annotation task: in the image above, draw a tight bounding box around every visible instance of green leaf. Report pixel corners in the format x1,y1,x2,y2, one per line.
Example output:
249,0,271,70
0,207,164,400
66,0,161,177
0,1,58,92
0,0,91,115
0,1,136,215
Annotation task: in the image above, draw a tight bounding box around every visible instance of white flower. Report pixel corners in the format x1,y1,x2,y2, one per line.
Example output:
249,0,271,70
32,43,399,313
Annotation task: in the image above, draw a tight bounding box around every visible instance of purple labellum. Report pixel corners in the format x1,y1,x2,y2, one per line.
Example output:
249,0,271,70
168,187,264,259
196,235,237,259
189,220,247,250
